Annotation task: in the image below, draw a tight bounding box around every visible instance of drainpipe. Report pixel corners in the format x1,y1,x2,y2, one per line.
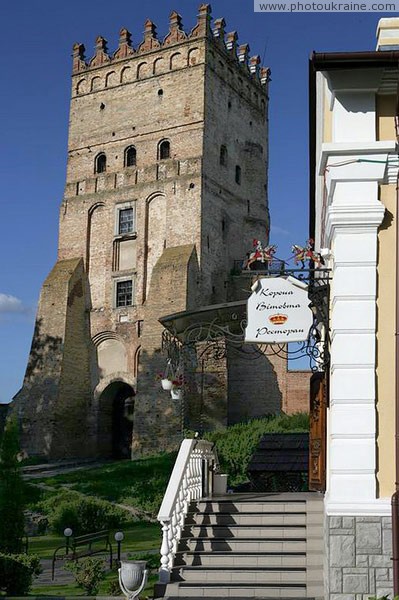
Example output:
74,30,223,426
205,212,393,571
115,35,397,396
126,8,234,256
393,167,399,596
392,85,399,596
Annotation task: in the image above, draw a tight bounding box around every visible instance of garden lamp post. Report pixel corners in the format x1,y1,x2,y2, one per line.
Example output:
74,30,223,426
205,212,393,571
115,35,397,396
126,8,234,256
64,528,73,555
115,531,124,565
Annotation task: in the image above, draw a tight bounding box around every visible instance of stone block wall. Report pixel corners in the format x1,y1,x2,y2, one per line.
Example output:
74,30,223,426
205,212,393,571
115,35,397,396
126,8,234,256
325,515,393,599
11,258,94,459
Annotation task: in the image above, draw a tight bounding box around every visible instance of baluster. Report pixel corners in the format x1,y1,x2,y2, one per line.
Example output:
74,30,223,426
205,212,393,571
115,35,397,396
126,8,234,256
170,508,179,562
177,484,186,532
159,521,171,583
193,454,198,500
169,506,177,541
198,452,202,497
182,469,189,514
188,456,195,500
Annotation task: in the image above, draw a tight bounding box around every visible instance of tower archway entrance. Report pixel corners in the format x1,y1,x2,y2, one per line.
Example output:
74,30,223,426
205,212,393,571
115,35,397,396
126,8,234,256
98,381,135,459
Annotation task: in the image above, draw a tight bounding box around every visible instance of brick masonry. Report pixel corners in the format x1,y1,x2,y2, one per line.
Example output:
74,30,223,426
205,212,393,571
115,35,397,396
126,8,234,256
325,515,393,600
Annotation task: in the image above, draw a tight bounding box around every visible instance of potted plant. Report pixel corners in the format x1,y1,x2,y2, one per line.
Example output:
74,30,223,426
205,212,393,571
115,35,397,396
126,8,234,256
157,360,174,391
170,374,184,399
159,375,173,391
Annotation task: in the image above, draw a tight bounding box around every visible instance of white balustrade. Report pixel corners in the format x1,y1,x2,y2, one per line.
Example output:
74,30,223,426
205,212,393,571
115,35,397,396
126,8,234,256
157,438,219,583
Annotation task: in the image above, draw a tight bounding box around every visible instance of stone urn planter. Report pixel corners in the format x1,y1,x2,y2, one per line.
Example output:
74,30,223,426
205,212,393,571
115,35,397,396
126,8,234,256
118,560,148,599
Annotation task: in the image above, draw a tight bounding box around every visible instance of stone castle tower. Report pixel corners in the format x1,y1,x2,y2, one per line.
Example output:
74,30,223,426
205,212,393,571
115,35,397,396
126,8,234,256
12,5,271,460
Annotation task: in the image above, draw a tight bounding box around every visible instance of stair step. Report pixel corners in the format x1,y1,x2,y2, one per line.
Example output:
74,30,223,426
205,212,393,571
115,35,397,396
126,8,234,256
186,513,307,526
181,539,307,553
194,502,307,514
183,526,306,539
174,567,306,584
173,582,307,598
165,597,311,600
163,493,324,599
176,551,306,568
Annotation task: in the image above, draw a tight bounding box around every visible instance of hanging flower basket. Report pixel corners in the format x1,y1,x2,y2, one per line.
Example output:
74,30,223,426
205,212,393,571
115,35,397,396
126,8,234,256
170,388,182,400
157,361,185,394
161,379,173,391
158,360,174,391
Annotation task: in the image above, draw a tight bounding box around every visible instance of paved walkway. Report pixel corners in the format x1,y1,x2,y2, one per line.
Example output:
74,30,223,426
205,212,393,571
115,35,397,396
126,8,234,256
23,459,111,480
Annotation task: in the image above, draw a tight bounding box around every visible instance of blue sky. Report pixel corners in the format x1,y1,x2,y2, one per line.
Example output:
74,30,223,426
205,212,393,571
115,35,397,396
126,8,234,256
0,1,390,403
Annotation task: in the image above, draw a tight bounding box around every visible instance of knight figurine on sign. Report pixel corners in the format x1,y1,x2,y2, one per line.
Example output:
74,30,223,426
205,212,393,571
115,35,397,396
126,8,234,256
291,239,324,269
243,239,277,270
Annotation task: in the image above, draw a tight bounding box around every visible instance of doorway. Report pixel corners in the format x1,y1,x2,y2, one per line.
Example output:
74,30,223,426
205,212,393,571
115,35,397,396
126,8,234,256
98,381,135,458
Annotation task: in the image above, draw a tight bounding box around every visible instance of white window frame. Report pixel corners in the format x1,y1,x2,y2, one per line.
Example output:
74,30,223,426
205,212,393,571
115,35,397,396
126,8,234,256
114,276,135,308
114,201,136,237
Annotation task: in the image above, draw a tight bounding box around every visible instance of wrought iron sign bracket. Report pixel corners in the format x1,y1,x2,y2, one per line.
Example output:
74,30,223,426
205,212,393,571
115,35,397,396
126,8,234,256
161,268,331,373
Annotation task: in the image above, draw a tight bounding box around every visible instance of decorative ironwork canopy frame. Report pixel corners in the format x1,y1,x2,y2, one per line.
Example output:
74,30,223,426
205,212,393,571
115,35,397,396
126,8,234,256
160,267,331,373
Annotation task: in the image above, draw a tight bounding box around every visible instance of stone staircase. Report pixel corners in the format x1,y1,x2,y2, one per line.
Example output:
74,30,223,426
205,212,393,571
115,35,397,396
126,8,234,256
161,492,324,599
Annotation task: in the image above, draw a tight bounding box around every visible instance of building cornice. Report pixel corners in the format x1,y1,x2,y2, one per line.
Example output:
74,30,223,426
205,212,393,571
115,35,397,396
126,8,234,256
326,203,386,241
319,141,397,174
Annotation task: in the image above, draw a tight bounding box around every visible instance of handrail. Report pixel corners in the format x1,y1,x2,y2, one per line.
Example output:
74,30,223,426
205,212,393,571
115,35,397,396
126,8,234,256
158,439,196,522
157,438,218,583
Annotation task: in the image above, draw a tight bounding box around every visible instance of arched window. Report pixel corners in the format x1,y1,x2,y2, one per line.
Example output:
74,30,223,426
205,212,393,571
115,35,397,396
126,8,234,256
124,146,136,167
235,165,241,185
220,145,227,166
95,153,106,174
159,140,170,160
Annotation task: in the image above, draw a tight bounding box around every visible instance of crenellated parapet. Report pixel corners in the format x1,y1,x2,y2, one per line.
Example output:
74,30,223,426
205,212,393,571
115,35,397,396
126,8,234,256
72,43,86,74
164,11,187,46
138,20,161,53
89,36,111,68
71,4,270,91
113,28,134,60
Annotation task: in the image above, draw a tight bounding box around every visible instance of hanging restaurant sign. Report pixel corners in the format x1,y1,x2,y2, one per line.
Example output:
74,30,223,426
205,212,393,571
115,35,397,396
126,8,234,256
245,276,314,344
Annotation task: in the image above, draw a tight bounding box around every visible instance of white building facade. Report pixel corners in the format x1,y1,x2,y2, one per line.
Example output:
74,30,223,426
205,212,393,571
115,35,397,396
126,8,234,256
310,19,399,599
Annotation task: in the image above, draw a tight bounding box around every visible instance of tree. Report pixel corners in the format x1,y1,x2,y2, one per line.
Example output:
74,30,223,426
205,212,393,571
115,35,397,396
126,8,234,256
0,417,25,553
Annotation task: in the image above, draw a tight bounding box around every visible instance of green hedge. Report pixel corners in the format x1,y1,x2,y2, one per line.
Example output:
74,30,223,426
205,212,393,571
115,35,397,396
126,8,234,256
38,490,132,535
0,552,42,594
202,413,309,486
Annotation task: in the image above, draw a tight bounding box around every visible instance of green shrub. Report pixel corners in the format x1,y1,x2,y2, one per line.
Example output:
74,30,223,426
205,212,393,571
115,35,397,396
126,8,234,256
202,413,309,486
24,482,43,508
0,418,26,553
368,597,399,600
0,552,42,594
127,551,160,570
64,557,106,594
106,578,123,595
38,490,131,535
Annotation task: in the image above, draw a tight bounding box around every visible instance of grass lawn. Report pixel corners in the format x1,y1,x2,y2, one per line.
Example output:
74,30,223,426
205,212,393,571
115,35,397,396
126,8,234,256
33,453,176,516
31,572,159,597
28,522,161,560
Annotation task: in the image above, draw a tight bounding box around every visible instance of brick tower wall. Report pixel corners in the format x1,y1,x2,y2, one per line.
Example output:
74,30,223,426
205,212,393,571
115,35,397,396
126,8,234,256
9,5,292,460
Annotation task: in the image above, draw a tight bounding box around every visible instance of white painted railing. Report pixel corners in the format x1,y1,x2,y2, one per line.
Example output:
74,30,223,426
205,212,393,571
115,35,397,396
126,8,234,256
157,438,218,583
